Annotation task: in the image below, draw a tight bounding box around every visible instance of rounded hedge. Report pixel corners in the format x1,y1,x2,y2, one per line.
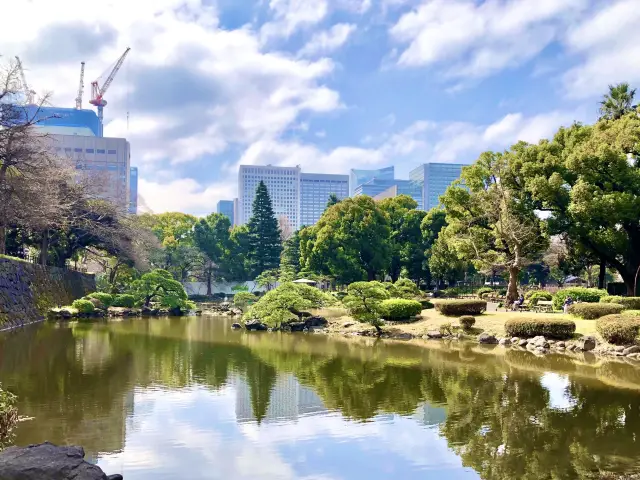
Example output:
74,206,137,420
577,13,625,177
459,315,476,330
435,300,487,316
505,317,576,339
381,299,423,320
527,291,553,306
419,299,434,309
443,287,460,298
476,287,494,299
552,287,608,310
568,303,625,319
71,299,95,314
112,294,136,308
600,296,640,310
86,292,114,308
596,315,640,345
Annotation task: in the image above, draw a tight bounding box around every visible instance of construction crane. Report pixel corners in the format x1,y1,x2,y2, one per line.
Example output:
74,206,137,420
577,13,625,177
14,56,36,104
75,61,85,109
89,47,130,136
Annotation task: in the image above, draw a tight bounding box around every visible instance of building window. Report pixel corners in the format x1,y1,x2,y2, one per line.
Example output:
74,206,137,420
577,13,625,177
74,148,82,152
64,147,72,152
107,149,117,154
97,149,106,154
86,148,94,153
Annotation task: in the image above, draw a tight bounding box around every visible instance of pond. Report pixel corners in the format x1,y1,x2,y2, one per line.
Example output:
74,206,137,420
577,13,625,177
1,316,640,479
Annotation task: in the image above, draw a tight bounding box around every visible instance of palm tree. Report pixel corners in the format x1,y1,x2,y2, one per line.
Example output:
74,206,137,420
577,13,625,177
599,82,636,120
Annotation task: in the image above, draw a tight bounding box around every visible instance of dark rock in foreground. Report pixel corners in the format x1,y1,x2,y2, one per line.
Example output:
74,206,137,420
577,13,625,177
478,333,498,344
305,316,328,328
0,442,122,479
245,320,268,331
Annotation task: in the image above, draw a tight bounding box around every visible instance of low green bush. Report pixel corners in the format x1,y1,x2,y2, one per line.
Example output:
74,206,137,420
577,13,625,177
112,294,136,308
504,318,576,339
600,296,640,310
459,316,475,330
333,291,348,300
419,299,434,309
552,287,608,310
527,291,553,306
439,322,453,336
86,292,113,308
380,299,422,320
476,287,494,299
443,287,460,298
596,315,640,345
71,299,95,314
435,300,487,316
394,278,420,298
568,303,624,319
622,310,640,317
233,291,255,310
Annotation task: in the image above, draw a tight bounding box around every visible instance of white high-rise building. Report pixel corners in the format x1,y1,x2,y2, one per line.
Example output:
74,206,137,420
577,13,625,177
300,173,349,227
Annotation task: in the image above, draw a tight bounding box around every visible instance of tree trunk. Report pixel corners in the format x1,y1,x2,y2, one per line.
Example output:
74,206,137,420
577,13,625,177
598,261,606,290
367,270,375,281
506,266,520,305
40,231,48,266
0,225,5,255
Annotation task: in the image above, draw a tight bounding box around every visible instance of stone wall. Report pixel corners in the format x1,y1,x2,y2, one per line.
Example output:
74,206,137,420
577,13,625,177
0,257,95,329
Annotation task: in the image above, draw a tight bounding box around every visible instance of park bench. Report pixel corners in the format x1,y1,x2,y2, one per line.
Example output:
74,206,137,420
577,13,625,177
533,300,553,313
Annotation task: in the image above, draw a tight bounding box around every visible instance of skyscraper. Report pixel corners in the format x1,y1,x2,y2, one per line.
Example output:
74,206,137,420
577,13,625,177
409,163,466,211
300,173,349,226
349,166,394,196
129,167,138,214
354,178,423,209
217,200,234,225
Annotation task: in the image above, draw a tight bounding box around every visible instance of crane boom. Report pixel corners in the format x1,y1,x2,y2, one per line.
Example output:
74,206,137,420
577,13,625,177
98,47,130,99
90,47,130,136
75,61,85,109
14,56,35,104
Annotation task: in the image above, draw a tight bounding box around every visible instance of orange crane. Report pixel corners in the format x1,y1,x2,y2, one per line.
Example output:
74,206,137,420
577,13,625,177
89,47,130,136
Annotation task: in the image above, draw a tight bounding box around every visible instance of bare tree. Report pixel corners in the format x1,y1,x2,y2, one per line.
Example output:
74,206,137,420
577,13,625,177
278,214,293,242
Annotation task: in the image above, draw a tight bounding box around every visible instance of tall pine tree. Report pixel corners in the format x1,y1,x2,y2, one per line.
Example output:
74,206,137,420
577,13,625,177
247,181,282,277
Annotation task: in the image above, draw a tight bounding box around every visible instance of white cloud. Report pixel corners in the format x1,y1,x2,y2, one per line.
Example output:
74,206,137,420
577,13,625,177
298,23,357,57
389,0,587,78
260,0,329,43
562,0,640,98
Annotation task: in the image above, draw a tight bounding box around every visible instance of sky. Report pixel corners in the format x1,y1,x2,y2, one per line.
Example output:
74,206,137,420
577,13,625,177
2,0,639,216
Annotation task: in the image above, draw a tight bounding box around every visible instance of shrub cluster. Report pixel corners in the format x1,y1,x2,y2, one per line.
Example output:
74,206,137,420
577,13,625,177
504,317,576,339
419,299,434,309
443,287,460,298
71,299,95,314
394,278,420,299
112,294,136,308
459,315,476,330
527,291,553,306
476,287,494,299
600,296,640,310
380,299,422,320
435,299,487,316
552,287,608,310
596,315,640,345
568,303,625,319
86,292,113,308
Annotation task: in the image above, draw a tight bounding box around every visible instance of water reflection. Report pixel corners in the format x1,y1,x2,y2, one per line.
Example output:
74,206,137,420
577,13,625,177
0,317,639,479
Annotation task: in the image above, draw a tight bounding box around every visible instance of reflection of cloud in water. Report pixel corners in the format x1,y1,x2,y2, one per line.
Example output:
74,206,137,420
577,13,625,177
541,373,577,410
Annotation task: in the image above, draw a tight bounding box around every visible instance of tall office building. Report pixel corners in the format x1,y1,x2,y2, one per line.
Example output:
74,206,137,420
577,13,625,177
129,167,138,214
300,173,349,226
349,166,394,196
354,178,423,209
238,165,301,228
217,200,234,225
409,162,466,211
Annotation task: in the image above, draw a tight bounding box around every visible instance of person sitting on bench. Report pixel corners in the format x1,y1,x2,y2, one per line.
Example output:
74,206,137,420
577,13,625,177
512,294,525,311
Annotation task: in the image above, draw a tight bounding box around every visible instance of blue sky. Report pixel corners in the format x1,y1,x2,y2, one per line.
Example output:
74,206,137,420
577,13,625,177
3,0,640,215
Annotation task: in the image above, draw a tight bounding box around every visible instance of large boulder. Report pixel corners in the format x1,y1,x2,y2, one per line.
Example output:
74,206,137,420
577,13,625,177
578,336,597,352
0,442,123,480
288,322,307,332
478,333,498,344
245,320,268,331
304,316,328,328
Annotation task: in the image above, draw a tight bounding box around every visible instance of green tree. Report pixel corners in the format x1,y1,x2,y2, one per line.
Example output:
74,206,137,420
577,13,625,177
441,149,548,303
378,195,418,282
326,193,341,209
280,229,301,282
256,268,280,291
398,209,429,285
228,226,251,281
193,213,232,295
300,196,391,283
138,212,197,245
342,281,390,333
599,82,636,120
233,291,256,312
130,269,190,309
247,181,282,277
428,231,467,288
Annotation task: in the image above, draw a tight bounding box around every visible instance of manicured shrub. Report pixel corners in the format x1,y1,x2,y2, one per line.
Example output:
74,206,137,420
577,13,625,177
443,287,460,298
476,287,494,299
233,291,255,311
86,292,114,307
333,291,348,300
600,296,640,310
527,291,553,306
439,322,453,336
419,299,434,309
383,282,401,298
505,317,576,339
459,316,476,330
569,303,624,319
596,315,640,345
71,299,95,314
394,278,420,299
552,287,608,310
380,299,422,320
112,294,136,308
435,300,487,316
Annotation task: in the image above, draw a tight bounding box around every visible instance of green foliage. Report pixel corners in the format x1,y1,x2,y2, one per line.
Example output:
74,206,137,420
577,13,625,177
234,292,256,311
280,229,302,281
599,83,636,120
232,284,249,292
596,315,640,345
552,288,608,310
138,212,198,244
112,294,136,308
398,210,430,285
380,299,422,321
459,316,476,330
476,287,494,299
383,282,401,298
256,269,280,291
326,193,340,209
245,283,335,327
193,213,232,285
394,278,420,299
342,281,390,329
505,318,576,339
0,383,18,449
130,269,189,309
379,195,419,281
435,300,487,316
419,299,434,309
443,287,460,298
86,292,114,308
247,181,282,277
527,291,553,306
439,322,453,336
600,296,640,310
428,233,467,287
71,299,95,314
569,303,625,319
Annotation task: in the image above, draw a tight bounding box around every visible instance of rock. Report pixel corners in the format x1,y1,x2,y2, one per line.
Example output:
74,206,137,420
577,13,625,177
547,339,556,345
535,346,547,353
288,322,306,332
305,316,328,328
499,338,511,346
230,308,243,316
141,305,159,316
309,326,327,334
611,352,625,357
0,442,118,480
555,341,565,348
613,346,626,353
627,353,640,360
231,323,242,330
478,333,498,344
427,330,443,339
526,342,537,351
567,344,577,351
518,339,528,347
343,322,355,328
623,346,640,355
556,347,565,351
392,333,414,340
511,337,520,344
578,336,597,352
245,320,268,331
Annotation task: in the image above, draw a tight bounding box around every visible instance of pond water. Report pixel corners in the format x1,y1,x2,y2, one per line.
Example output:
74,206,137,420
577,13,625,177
1,316,640,479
